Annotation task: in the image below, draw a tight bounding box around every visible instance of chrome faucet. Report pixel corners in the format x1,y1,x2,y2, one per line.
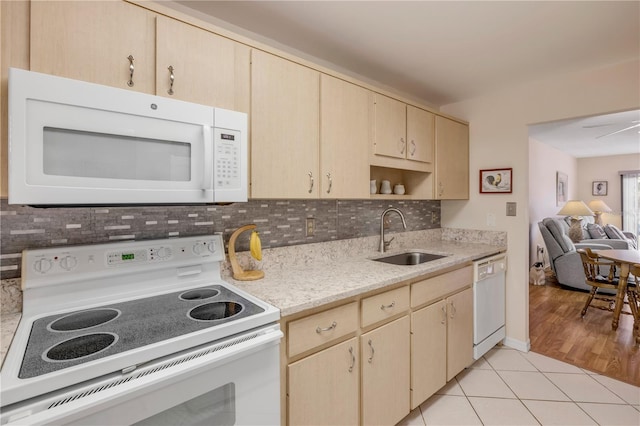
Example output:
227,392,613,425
379,208,407,252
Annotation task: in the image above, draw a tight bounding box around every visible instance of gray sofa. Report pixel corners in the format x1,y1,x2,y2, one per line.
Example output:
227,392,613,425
538,217,632,292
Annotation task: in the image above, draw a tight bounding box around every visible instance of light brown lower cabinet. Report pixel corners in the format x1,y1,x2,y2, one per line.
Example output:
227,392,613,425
285,265,475,425
410,287,473,409
361,316,410,426
288,338,359,426
410,299,447,408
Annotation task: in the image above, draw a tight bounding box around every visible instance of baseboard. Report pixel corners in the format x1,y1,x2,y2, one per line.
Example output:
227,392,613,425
503,337,530,352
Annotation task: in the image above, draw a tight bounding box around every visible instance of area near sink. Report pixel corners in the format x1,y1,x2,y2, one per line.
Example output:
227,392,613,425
372,251,448,265
227,229,506,317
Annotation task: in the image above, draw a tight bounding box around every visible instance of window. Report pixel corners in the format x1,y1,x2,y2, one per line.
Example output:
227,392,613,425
620,171,640,235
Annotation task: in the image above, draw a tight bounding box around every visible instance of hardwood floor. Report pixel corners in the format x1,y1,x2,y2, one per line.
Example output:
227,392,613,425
529,272,640,386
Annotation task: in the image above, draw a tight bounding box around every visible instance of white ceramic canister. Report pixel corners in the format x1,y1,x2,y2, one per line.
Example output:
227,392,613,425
394,184,405,195
380,180,392,194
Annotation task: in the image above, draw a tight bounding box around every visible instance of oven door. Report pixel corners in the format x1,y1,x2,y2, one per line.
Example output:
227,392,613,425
2,326,282,426
8,68,216,205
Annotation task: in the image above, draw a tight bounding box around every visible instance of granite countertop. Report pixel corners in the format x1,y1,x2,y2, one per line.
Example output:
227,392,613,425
0,229,506,366
225,229,506,318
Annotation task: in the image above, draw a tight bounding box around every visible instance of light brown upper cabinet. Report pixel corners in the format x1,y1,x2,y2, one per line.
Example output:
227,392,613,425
371,93,434,173
320,75,371,199
31,1,156,94
155,16,250,112
250,50,320,198
434,116,469,199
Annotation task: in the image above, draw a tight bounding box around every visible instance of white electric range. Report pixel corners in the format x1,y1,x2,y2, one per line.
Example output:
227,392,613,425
1,234,282,425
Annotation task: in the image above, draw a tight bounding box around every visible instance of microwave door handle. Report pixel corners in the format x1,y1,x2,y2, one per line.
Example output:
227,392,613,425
202,126,213,191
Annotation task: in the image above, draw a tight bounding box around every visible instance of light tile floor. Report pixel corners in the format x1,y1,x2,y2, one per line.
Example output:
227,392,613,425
398,346,640,426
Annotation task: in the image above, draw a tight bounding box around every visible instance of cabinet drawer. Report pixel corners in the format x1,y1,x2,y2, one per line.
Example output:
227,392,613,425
361,286,410,328
411,265,472,308
288,302,358,357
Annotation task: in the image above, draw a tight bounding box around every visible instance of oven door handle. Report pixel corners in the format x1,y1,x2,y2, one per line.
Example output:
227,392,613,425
202,126,213,191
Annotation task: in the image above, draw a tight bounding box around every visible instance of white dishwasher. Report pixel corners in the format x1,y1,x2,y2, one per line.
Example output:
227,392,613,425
473,253,507,359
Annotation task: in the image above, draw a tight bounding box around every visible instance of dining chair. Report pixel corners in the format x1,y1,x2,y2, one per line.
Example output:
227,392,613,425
628,263,640,344
577,248,621,317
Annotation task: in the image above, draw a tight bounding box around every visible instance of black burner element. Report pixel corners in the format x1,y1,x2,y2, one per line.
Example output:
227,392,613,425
189,302,244,321
179,288,220,301
48,309,121,332
44,333,118,362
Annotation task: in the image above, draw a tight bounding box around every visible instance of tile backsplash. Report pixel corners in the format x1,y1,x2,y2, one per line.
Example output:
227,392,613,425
0,198,440,279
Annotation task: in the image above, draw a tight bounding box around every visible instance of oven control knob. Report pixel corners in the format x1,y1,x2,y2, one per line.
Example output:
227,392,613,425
34,258,53,274
60,255,78,271
207,241,216,253
192,243,206,255
157,247,171,259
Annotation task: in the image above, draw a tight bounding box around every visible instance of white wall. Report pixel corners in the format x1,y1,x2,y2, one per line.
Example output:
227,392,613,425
578,154,640,228
528,139,577,266
440,59,640,351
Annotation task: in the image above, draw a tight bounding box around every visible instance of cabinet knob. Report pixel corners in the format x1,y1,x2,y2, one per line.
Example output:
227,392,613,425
348,346,355,372
308,171,314,193
316,321,337,334
398,138,406,154
167,65,175,95
380,301,395,310
127,55,135,87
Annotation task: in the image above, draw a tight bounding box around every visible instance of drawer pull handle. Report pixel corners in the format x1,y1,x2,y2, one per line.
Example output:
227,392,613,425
348,346,355,372
316,321,337,334
380,301,396,310
127,55,135,87
368,339,375,363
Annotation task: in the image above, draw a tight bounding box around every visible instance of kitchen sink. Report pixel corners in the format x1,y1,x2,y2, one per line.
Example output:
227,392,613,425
373,251,447,265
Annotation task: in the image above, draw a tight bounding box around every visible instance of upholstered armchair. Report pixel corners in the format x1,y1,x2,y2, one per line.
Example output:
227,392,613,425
538,217,631,292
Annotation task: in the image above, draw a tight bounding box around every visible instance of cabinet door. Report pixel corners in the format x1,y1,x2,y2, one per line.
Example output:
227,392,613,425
406,106,435,164
251,50,319,198
410,299,447,409
288,338,359,426
320,75,370,198
156,16,249,111
361,316,410,426
30,1,156,94
446,287,474,381
435,116,469,199
373,93,406,159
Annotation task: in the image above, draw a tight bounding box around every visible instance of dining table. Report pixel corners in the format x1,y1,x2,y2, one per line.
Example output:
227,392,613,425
596,249,639,342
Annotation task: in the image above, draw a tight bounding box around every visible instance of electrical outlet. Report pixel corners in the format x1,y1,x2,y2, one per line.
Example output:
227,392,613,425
506,202,517,216
306,218,315,237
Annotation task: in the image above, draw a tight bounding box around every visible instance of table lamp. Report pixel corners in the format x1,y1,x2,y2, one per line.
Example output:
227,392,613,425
587,199,612,226
557,200,594,243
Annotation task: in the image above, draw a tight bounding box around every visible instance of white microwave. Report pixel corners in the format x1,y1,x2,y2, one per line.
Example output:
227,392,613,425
8,68,248,205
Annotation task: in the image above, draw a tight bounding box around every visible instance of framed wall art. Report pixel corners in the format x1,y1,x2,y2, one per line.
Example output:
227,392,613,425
592,180,608,196
556,171,568,206
480,168,512,193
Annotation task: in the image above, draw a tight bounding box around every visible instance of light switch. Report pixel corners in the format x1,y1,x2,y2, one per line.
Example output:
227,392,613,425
506,202,517,216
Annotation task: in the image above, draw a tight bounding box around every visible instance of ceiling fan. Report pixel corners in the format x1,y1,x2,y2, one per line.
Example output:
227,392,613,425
583,120,640,139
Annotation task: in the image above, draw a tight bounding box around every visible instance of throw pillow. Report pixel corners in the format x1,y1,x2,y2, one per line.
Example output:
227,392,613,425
587,223,607,239
604,224,626,240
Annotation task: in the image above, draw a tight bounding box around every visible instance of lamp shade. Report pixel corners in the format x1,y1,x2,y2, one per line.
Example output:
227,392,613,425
588,199,612,213
557,200,594,217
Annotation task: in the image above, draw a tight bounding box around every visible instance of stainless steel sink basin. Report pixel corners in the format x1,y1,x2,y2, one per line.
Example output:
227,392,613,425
373,252,447,265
